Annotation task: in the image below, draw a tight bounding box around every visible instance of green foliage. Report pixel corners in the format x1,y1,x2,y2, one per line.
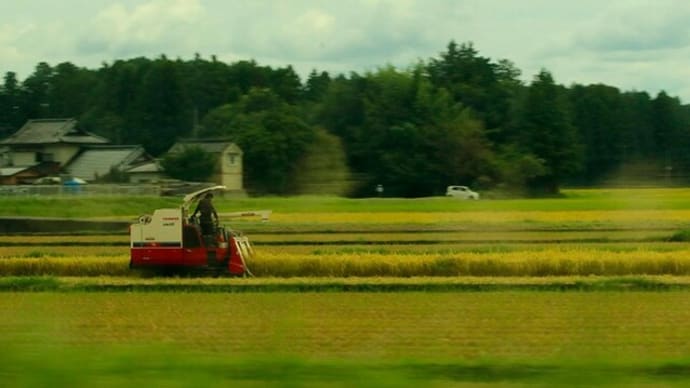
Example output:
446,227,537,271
292,127,353,195
97,166,130,183
318,66,497,197
427,41,515,132
496,146,546,192
4,43,690,196
0,276,60,291
512,70,582,195
2,332,689,387
160,146,216,182
0,276,688,293
568,84,625,184
133,57,191,155
669,230,690,242
202,88,315,194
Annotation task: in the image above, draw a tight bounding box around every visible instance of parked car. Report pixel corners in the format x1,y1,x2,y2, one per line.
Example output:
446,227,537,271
446,185,479,199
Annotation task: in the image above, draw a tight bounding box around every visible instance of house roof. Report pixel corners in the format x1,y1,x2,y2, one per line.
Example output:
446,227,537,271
0,166,31,177
0,118,109,145
126,160,162,174
167,138,241,154
65,145,151,180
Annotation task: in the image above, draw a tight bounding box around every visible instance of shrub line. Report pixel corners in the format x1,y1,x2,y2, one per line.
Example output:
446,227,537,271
1,276,689,293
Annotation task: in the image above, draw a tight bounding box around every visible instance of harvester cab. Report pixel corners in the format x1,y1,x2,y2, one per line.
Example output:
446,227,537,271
129,185,255,275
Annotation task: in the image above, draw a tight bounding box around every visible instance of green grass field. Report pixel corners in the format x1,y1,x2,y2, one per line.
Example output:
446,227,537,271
3,187,690,218
4,188,690,386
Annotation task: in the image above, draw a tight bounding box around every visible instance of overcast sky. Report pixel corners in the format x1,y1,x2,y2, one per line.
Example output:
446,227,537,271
2,0,690,102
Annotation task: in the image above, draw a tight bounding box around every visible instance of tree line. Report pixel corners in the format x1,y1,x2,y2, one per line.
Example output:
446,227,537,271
1,42,689,196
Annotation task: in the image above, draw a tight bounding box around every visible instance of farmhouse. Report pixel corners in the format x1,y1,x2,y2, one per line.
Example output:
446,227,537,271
0,118,107,183
0,119,245,189
0,118,161,184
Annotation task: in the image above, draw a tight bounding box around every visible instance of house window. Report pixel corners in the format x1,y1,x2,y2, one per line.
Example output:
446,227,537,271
228,153,238,165
35,152,54,162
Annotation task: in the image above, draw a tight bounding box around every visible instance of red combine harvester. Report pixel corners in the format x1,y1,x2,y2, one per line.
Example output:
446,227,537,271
129,185,257,275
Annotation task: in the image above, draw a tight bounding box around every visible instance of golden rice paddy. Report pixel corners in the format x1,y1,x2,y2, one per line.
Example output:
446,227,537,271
267,210,690,226
3,245,690,277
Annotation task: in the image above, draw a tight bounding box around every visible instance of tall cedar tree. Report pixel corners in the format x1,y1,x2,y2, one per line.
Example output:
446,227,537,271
515,70,582,195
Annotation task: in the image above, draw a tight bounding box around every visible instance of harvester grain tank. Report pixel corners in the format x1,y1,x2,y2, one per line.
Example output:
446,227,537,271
129,185,255,275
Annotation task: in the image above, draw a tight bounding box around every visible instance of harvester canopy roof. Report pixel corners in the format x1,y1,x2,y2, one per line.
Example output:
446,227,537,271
182,185,226,210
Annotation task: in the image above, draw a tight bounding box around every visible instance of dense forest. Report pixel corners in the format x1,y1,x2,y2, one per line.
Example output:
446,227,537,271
2,41,690,197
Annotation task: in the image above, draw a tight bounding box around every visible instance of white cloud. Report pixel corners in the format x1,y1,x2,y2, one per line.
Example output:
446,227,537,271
3,0,690,101
77,0,205,58
216,0,465,78
0,23,32,63
573,2,690,53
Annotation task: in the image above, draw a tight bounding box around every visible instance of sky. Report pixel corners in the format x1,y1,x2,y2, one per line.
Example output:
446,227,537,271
2,0,690,102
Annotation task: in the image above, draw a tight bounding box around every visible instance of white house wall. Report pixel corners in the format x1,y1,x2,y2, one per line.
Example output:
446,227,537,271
10,151,35,166
46,144,80,165
11,144,79,166
219,144,243,190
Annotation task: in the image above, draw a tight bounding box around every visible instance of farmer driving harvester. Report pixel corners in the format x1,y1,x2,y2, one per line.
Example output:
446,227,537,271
191,192,218,241
130,185,258,275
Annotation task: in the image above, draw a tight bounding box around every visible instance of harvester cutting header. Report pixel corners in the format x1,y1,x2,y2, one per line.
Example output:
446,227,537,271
129,185,259,275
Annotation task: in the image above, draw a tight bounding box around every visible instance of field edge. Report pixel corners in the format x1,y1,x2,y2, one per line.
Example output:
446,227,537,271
4,275,690,292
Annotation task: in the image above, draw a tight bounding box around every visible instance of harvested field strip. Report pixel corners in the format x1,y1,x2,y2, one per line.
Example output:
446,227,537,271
4,242,690,259
0,235,127,243
237,222,690,233
277,242,690,254
0,241,126,247
0,257,129,276
3,275,690,292
268,210,690,224
0,229,676,247
251,230,675,243
0,246,129,258
4,291,690,361
7,248,690,276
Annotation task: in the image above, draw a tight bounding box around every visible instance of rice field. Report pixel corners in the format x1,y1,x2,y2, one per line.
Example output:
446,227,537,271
4,291,690,359
4,188,690,385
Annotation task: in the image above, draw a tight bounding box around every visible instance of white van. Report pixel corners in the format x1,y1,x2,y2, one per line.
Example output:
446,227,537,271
445,185,479,199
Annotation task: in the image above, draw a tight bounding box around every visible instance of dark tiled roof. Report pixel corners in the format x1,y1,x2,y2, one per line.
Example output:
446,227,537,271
0,118,109,145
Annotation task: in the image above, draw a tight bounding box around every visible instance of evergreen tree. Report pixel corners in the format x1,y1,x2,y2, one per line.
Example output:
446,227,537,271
426,41,512,134
513,70,582,195
21,62,53,119
568,84,625,184
134,57,191,155
0,72,25,136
